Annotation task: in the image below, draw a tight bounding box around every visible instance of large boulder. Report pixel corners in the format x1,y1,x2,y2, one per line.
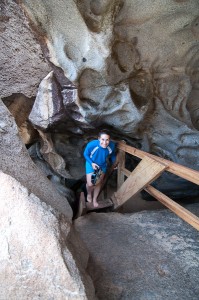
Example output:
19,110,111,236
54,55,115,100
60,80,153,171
0,171,96,299
0,99,73,219
74,209,199,299
28,70,92,134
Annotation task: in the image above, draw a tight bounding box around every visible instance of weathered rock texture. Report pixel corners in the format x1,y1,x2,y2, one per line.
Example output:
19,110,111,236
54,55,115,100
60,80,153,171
75,209,199,300
28,70,92,135
0,99,73,219
0,171,95,299
15,0,199,197
0,0,51,98
3,93,38,144
0,1,199,299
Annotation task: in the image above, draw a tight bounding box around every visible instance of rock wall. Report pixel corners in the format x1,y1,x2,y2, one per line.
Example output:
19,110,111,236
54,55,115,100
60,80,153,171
0,99,74,218
0,1,199,298
0,0,51,98
15,0,199,197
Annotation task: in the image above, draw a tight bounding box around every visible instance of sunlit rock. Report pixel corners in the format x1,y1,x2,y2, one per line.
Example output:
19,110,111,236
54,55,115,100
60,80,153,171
20,0,111,82
1,0,198,196
0,1,199,298
19,0,199,197
78,68,145,133
29,70,92,134
29,71,65,130
0,171,95,299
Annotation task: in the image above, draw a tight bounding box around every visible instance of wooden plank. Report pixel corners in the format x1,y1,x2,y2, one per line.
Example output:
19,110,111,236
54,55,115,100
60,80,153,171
113,166,199,231
113,156,167,209
145,185,199,231
121,167,131,177
98,163,118,199
117,148,125,189
117,142,199,185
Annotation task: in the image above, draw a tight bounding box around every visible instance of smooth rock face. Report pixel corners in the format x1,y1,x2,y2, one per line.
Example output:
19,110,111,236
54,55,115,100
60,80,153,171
0,171,95,299
18,0,199,198
0,99,73,219
74,210,199,300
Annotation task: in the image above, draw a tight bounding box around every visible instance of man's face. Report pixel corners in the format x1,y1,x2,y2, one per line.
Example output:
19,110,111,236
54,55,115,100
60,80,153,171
98,134,110,148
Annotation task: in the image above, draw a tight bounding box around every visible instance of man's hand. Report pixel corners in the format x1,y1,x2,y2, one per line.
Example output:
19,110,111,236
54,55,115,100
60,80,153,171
92,163,99,170
113,162,118,170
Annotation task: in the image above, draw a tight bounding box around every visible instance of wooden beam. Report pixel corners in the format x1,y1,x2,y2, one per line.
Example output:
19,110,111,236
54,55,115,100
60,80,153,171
121,167,131,177
114,166,199,231
117,148,126,189
145,185,199,231
98,163,118,199
117,142,199,185
113,156,167,209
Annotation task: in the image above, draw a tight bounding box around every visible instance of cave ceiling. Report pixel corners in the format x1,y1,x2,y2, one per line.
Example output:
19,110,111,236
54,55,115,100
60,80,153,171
0,0,199,198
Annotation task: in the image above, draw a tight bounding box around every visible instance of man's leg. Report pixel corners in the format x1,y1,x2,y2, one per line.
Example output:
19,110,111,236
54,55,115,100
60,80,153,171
86,173,94,202
93,173,105,207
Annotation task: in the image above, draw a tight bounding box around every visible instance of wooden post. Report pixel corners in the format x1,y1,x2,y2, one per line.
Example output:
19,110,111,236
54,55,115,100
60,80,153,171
117,142,126,190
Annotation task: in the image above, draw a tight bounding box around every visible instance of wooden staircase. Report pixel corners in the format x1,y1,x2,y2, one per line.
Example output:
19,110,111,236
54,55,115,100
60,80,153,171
76,141,199,231
111,141,199,231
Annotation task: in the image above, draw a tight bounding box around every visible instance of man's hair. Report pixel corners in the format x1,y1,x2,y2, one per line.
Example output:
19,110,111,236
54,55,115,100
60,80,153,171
98,129,111,138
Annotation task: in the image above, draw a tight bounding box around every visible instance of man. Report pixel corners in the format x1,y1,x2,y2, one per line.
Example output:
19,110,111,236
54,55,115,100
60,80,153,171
84,129,116,207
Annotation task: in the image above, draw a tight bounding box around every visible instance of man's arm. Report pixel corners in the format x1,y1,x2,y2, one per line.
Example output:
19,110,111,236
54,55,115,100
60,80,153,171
83,143,93,165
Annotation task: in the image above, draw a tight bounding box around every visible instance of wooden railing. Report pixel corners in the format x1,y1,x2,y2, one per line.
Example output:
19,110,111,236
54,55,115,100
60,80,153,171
111,141,199,231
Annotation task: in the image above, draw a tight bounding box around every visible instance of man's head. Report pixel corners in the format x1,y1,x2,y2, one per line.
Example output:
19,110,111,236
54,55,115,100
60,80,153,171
98,129,110,148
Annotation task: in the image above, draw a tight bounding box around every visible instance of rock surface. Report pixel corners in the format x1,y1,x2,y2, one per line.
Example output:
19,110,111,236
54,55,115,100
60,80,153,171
0,0,51,98
29,71,66,130
75,208,199,299
0,171,96,299
0,99,73,219
17,0,199,197
3,93,38,144
0,2,199,298
28,70,92,135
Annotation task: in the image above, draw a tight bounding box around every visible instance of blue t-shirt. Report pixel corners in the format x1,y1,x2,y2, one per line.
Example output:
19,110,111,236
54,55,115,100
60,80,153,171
84,139,116,173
